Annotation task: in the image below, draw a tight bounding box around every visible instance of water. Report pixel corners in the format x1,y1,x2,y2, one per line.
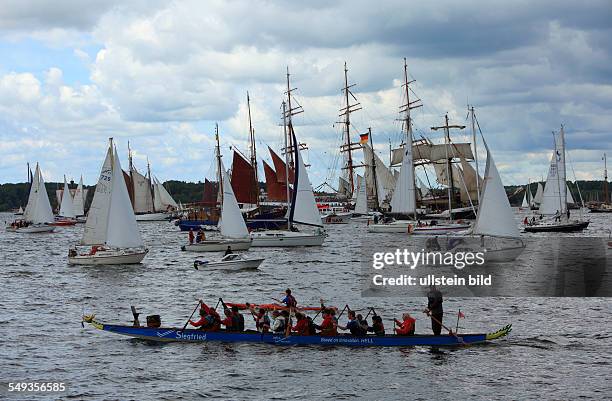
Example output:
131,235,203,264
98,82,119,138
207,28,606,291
0,211,610,400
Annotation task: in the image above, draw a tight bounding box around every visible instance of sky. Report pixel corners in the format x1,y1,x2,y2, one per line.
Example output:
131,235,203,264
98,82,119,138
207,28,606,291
0,0,610,188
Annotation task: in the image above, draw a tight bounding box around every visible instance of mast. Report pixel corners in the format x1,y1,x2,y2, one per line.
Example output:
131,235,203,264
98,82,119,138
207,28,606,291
283,67,304,171
399,57,422,217
368,127,380,212
560,126,567,215
604,153,609,204
215,123,223,204
431,114,465,220
282,101,291,228
338,62,361,197
470,106,480,204
247,91,259,207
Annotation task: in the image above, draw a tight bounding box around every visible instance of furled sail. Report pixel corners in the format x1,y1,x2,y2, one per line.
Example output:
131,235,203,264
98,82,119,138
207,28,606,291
58,176,75,218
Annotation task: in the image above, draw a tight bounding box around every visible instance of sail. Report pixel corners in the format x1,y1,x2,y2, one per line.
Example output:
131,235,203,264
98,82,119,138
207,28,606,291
263,161,288,201
288,130,323,227
218,160,249,239
521,189,529,207
73,176,85,216
417,176,432,198
539,129,566,215
566,184,575,204
391,142,475,165
83,142,143,248
58,176,75,218
355,175,368,214
363,144,396,205
131,167,154,213
433,162,462,188
230,151,258,204
23,164,54,224
153,177,178,210
534,183,544,205
459,157,482,203
473,141,519,238
269,146,294,184
338,176,351,198
390,136,416,215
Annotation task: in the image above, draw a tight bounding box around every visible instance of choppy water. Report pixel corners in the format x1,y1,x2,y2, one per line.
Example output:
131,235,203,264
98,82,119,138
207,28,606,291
0,211,610,400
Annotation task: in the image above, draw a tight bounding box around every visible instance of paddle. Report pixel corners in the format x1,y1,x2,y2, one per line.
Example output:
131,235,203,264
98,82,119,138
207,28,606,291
181,300,202,331
423,309,465,344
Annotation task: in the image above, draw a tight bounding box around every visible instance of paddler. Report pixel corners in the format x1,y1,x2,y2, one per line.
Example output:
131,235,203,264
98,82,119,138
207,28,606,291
250,306,271,333
291,312,310,335
231,305,245,332
338,310,366,336
317,308,338,336
271,310,286,333
368,315,385,336
274,288,297,308
425,285,444,335
189,301,214,330
394,313,416,336
221,308,234,331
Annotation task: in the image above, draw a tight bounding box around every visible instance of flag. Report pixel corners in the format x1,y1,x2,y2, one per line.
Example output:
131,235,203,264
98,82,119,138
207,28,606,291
458,311,465,319
359,133,369,144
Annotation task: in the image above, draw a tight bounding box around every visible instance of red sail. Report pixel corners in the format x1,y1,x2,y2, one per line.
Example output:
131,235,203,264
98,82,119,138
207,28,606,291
269,146,294,184
202,178,219,207
263,161,288,201
230,151,258,204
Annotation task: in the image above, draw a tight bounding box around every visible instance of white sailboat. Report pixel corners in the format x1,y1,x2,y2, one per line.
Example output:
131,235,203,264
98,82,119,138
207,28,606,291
533,182,544,209
55,175,77,225
127,150,170,222
440,137,525,262
193,253,264,271
73,176,86,218
251,94,326,247
6,163,55,233
183,131,253,252
526,126,589,232
68,139,148,265
153,176,178,211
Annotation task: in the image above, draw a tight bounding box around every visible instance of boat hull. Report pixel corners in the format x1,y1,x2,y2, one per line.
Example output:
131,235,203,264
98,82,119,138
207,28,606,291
321,213,351,224
182,239,252,252
83,318,511,347
135,212,170,221
367,221,471,234
524,221,589,233
250,231,326,247
68,249,149,265
196,258,264,270
5,224,55,233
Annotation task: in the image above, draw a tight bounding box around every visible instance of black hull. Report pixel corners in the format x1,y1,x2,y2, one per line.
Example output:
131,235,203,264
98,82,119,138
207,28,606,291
524,221,589,233
588,208,612,213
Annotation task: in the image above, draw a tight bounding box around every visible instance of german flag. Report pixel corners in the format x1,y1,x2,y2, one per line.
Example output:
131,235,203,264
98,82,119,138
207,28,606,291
359,133,369,144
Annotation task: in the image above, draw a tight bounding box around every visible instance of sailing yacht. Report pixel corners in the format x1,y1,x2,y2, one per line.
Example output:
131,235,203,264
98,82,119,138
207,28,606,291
251,95,326,247
54,175,77,226
182,127,252,252
525,126,589,232
588,153,611,213
72,176,87,222
68,139,148,265
6,163,55,233
532,182,544,210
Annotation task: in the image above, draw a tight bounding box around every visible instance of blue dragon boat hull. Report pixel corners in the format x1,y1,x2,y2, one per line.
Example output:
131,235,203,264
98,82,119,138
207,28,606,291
83,317,511,347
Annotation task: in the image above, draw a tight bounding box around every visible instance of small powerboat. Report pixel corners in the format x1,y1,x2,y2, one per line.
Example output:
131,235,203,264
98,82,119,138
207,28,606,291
193,254,264,270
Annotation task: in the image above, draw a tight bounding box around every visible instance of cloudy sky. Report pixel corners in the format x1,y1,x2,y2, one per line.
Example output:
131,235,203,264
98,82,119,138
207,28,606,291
0,0,610,188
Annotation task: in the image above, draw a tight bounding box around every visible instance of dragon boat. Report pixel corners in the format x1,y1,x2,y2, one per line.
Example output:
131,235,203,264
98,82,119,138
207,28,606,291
82,315,511,347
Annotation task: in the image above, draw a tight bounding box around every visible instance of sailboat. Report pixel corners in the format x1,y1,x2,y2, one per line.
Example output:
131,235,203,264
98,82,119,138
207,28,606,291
54,175,77,226
14,206,24,216
68,139,148,265
532,182,544,210
367,60,470,234
73,176,87,222
438,134,525,262
525,126,589,232
588,153,612,213
6,163,55,233
250,87,326,247
126,148,172,222
182,127,252,252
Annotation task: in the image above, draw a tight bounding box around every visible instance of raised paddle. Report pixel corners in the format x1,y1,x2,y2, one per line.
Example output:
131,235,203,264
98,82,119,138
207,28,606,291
423,309,465,344
181,300,202,331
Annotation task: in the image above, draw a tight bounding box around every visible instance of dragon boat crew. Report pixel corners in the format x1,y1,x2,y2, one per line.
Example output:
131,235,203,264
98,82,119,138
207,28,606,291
394,313,416,336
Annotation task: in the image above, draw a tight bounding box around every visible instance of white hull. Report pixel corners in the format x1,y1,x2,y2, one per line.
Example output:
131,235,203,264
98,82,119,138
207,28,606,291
411,224,472,235
251,230,326,247
135,212,169,221
68,248,149,265
367,221,471,234
182,238,252,252
195,258,264,270
433,235,525,262
5,224,55,233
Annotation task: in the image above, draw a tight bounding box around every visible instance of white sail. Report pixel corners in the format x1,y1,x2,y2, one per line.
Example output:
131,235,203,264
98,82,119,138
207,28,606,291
363,144,396,205
73,176,85,216
539,129,566,215
82,141,143,248
417,176,432,198
23,164,54,224
153,177,178,210
355,175,368,214
521,189,529,207
473,142,519,238
289,131,323,227
218,160,250,239
58,176,75,218
534,183,544,205
459,157,482,203
391,142,475,165
390,134,416,215
131,167,154,214
566,184,575,204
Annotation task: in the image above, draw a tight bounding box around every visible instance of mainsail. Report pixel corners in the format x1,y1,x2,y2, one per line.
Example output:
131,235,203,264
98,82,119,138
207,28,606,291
354,175,368,214
473,141,519,238
73,176,85,216
390,133,416,215
288,129,323,227
566,184,575,204
539,128,567,215
263,161,287,201
534,183,544,205
152,177,178,211
82,140,143,248
131,167,154,214
218,159,249,239
363,143,396,205
58,176,75,218
23,163,54,224
230,151,258,204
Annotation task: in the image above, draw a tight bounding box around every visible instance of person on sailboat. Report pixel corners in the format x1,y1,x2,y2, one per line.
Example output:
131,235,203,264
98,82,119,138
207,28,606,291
368,315,385,336
394,313,416,336
425,285,444,336
224,246,233,256
566,209,570,220
554,210,561,222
